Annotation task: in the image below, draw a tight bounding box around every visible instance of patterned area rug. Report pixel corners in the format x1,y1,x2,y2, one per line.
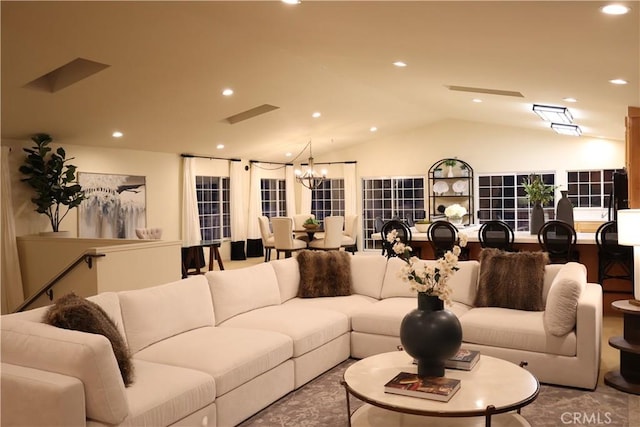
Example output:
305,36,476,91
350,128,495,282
239,359,640,427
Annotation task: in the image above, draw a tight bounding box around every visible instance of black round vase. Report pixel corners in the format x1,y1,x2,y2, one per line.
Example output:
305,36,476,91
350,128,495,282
400,292,462,378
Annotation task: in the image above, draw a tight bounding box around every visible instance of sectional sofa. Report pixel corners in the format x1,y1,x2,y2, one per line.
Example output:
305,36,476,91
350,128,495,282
1,253,602,427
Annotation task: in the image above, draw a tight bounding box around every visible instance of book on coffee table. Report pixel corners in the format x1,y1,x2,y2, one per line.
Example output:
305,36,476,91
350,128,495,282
445,349,480,371
384,372,461,402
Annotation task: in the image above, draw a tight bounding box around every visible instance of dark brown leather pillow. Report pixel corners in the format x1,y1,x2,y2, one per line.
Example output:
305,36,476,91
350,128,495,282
297,250,352,297
474,248,549,311
44,292,134,387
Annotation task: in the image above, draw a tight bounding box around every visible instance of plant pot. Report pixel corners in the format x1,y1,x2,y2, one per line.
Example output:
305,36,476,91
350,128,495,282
415,223,430,233
434,170,443,178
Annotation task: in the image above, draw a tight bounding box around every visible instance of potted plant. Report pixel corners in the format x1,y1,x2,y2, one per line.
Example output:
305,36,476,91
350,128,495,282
522,174,556,235
443,159,457,177
459,163,469,177
433,168,443,178
303,217,320,229
19,133,85,234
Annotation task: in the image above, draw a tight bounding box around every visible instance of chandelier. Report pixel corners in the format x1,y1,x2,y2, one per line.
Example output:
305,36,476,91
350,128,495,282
295,141,327,190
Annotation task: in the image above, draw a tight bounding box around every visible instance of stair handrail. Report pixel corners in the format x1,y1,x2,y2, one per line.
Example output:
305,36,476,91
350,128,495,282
14,252,106,313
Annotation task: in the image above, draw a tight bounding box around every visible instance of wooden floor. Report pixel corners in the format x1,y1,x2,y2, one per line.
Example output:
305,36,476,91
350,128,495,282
225,254,624,387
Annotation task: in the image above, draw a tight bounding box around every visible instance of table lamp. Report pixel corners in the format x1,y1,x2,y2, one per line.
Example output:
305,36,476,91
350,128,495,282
617,209,640,302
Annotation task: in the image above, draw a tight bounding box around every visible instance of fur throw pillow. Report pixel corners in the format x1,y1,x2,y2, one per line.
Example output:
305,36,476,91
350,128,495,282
44,292,134,387
297,250,353,297
474,248,549,311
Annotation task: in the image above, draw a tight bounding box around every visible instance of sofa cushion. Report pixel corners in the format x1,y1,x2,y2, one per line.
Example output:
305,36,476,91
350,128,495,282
1,319,129,424
544,262,587,336
207,262,281,324
270,257,300,303
350,254,388,299
380,257,415,298
134,326,293,396
283,294,378,326
460,307,576,356
219,306,349,357
474,249,548,311
119,275,215,353
297,250,352,297
118,359,215,427
44,292,134,387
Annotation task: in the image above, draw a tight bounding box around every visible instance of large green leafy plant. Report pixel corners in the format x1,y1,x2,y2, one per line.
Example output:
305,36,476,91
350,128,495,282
19,133,85,232
522,174,555,206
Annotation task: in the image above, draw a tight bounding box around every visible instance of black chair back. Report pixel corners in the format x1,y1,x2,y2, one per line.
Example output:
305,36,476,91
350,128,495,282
427,220,458,259
595,221,634,285
537,220,579,264
478,220,515,251
381,219,412,259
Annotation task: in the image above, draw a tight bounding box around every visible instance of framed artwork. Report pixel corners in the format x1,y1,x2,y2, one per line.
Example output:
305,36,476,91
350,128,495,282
78,172,146,238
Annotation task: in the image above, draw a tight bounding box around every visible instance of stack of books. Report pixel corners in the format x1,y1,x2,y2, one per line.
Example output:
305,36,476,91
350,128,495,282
445,349,480,371
384,372,460,401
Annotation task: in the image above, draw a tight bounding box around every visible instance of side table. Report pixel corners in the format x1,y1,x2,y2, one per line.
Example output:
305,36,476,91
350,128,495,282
604,300,640,394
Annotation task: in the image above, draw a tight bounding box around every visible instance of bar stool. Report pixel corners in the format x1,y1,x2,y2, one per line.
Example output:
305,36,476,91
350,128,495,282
595,221,634,287
538,220,579,264
381,219,413,259
478,220,515,251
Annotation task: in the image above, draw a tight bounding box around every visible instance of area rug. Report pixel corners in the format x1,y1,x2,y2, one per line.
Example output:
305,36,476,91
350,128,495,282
239,359,640,427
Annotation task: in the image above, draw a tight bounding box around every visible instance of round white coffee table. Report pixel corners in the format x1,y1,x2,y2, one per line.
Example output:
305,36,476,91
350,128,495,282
342,351,539,427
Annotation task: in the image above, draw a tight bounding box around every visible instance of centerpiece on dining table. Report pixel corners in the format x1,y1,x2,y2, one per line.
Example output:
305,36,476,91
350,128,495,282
302,217,320,230
386,229,468,378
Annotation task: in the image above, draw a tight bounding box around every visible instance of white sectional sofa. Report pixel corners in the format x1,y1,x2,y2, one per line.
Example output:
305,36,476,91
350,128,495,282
1,253,602,427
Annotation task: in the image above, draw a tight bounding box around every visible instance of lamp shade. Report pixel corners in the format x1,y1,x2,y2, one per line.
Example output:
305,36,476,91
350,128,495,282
617,209,640,246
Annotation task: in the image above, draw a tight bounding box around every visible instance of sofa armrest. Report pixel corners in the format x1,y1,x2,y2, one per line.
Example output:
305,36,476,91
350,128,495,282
575,282,603,389
1,363,86,426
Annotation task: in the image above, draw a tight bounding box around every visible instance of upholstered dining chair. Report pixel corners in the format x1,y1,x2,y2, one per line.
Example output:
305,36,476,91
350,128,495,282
595,220,634,286
135,227,163,239
309,216,344,250
427,220,459,259
381,219,413,259
258,216,275,262
272,216,307,258
478,220,515,251
341,214,358,253
538,220,579,264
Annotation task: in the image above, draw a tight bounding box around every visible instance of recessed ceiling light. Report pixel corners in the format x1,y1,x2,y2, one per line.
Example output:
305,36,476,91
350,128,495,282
222,88,234,96
370,126,378,132
609,78,628,85
216,144,224,149
112,131,123,138
282,0,301,4
312,112,321,118
285,152,292,157
472,98,483,103
601,4,630,15
563,97,577,103
393,61,407,67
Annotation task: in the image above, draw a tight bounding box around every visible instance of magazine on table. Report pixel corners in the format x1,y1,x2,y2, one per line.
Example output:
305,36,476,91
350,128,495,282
445,349,480,370
384,372,461,402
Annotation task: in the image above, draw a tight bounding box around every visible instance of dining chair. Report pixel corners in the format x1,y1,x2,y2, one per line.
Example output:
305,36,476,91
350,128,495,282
309,215,344,250
381,219,414,259
478,220,515,251
258,215,275,262
135,227,163,239
272,216,308,258
595,221,634,287
427,220,459,259
538,220,579,264
293,213,316,241
341,214,358,253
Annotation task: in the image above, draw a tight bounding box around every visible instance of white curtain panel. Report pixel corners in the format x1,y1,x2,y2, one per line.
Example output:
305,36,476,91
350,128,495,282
1,146,25,314
229,160,246,241
247,163,262,240
343,162,357,216
181,157,202,244
285,165,296,217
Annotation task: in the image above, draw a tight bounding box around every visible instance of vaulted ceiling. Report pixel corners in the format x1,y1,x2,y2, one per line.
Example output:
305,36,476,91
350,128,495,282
2,1,638,162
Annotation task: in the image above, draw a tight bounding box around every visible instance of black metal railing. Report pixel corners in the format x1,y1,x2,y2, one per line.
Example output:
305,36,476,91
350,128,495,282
14,253,106,313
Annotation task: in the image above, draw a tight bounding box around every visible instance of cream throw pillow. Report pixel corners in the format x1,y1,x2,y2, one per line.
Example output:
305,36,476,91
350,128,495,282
544,262,587,336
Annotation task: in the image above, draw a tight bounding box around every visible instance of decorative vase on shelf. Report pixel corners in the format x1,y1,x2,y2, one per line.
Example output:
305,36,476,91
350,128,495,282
556,191,574,227
434,169,443,178
400,293,462,378
447,166,454,178
530,202,545,235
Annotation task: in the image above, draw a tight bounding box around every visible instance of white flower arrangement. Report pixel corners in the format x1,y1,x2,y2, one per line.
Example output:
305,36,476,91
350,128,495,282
385,229,468,305
444,204,467,219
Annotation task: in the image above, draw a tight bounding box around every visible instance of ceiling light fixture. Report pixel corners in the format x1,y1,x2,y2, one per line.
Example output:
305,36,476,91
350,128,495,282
112,131,123,138
551,123,582,136
370,126,378,132
222,88,234,96
532,104,573,124
601,4,630,15
563,97,577,103
393,61,407,67
312,112,321,118
472,98,483,103
295,140,327,190
216,144,224,149
609,78,628,85
282,0,301,4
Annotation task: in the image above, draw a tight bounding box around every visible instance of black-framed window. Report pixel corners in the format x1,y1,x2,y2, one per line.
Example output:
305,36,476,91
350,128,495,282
362,177,425,250
261,178,287,218
477,172,555,232
196,176,230,240
566,169,617,208
311,179,345,223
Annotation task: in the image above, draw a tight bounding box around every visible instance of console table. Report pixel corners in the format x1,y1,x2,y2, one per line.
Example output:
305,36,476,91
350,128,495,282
181,240,224,278
604,300,640,394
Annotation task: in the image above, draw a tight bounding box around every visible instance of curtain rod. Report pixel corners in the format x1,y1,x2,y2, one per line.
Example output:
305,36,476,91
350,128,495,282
181,153,241,162
250,160,293,166
300,160,357,166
